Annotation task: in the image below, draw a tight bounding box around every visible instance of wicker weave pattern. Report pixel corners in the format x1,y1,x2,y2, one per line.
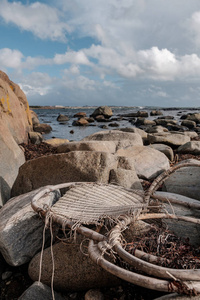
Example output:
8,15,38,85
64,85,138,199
50,183,143,224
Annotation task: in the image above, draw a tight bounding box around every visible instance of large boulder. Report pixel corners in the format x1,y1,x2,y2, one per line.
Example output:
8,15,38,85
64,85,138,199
0,187,60,266
57,140,116,154
0,71,32,205
90,106,113,118
33,123,52,133
56,114,69,122
82,130,143,150
147,132,190,147
28,242,120,291
177,141,200,154
11,151,118,196
116,146,170,180
162,159,200,200
109,168,143,190
30,110,40,125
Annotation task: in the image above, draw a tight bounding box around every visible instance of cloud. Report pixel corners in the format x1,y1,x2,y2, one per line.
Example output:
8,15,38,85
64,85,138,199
54,50,91,65
0,48,23,69
0,0,71,41
18,72,55,96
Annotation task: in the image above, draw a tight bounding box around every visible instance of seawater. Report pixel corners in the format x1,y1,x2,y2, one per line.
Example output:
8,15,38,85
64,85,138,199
32,106,200,141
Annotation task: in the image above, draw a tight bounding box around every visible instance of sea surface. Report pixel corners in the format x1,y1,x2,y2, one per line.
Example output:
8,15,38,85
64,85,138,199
32,106,200,141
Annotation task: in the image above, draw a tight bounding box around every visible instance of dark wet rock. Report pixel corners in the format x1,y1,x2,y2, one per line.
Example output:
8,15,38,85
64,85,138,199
72,118,89,126
91,106,113,119
33,123,52,133
154,119,177,126
73,112,87,118
57,114,69,122
181,119,196,129
150,110,163,116
108,122,119,127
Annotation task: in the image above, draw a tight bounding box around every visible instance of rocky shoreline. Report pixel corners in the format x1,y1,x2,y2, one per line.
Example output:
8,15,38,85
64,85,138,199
1,71,200,299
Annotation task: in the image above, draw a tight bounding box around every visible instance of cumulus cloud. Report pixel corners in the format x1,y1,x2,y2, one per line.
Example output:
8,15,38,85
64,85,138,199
0,0,71,41
0,48,23,69
54,50,91,65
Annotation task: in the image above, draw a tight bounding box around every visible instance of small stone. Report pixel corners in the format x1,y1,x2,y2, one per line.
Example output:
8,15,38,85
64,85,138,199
2,271,12,280
85,289,104,300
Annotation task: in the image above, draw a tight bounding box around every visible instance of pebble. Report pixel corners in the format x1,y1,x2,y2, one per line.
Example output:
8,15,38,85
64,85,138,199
2,271,12,280
85,289,104,300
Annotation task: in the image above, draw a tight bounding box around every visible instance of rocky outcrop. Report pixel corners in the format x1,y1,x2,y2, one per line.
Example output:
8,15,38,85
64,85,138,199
0,71,32,205
28,242,120,291
0,187,60,266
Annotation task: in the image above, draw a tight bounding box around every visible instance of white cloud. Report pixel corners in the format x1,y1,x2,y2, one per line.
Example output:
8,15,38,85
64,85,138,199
0,48,23,69
0,0,71,41
54,50,91,65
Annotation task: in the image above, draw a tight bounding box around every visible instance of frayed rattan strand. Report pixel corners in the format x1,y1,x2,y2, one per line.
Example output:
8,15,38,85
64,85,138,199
50,215,55,300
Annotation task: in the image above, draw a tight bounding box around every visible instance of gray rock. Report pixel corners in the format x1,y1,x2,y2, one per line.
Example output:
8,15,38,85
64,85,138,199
118,127,148,140
109,168,143,190
147,132,190,147
82,130,143,150
135,118,156,126
155,119,177,126
162,159,200,200
150,110,163,116
154,191,200,246
0,134,25,205
57,114,69,122
145,126,168,133
85,289,104,300
30,110,40,126
28,131,43,144
18,281,65,300
45,138,69,148
28,242,120,291
116,146,170,180
91,106,113,118
11,152,118,196
186,113,200,123
148,144,174,161
57,141,116,154
181,119,196,129
177,141,200,154
33,123,52,134
181,131,198,138
0,188,60,266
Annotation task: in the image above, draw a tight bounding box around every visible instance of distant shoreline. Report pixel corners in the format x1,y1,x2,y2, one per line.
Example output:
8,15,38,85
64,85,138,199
30,105,200,111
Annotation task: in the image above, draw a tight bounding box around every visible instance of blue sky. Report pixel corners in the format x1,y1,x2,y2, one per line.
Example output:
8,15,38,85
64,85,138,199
1,0,200,107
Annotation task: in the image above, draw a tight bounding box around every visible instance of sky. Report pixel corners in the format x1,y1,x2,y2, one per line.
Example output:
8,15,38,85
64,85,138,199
1,1,200,107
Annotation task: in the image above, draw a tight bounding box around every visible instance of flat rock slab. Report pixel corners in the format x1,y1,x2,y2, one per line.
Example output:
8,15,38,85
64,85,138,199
82,130,143,150
116,146,170,180
147,133,190,147
0,187,60,266
57,140,116,154
28,242,120,291
162,160,200,200
18,281,64,300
